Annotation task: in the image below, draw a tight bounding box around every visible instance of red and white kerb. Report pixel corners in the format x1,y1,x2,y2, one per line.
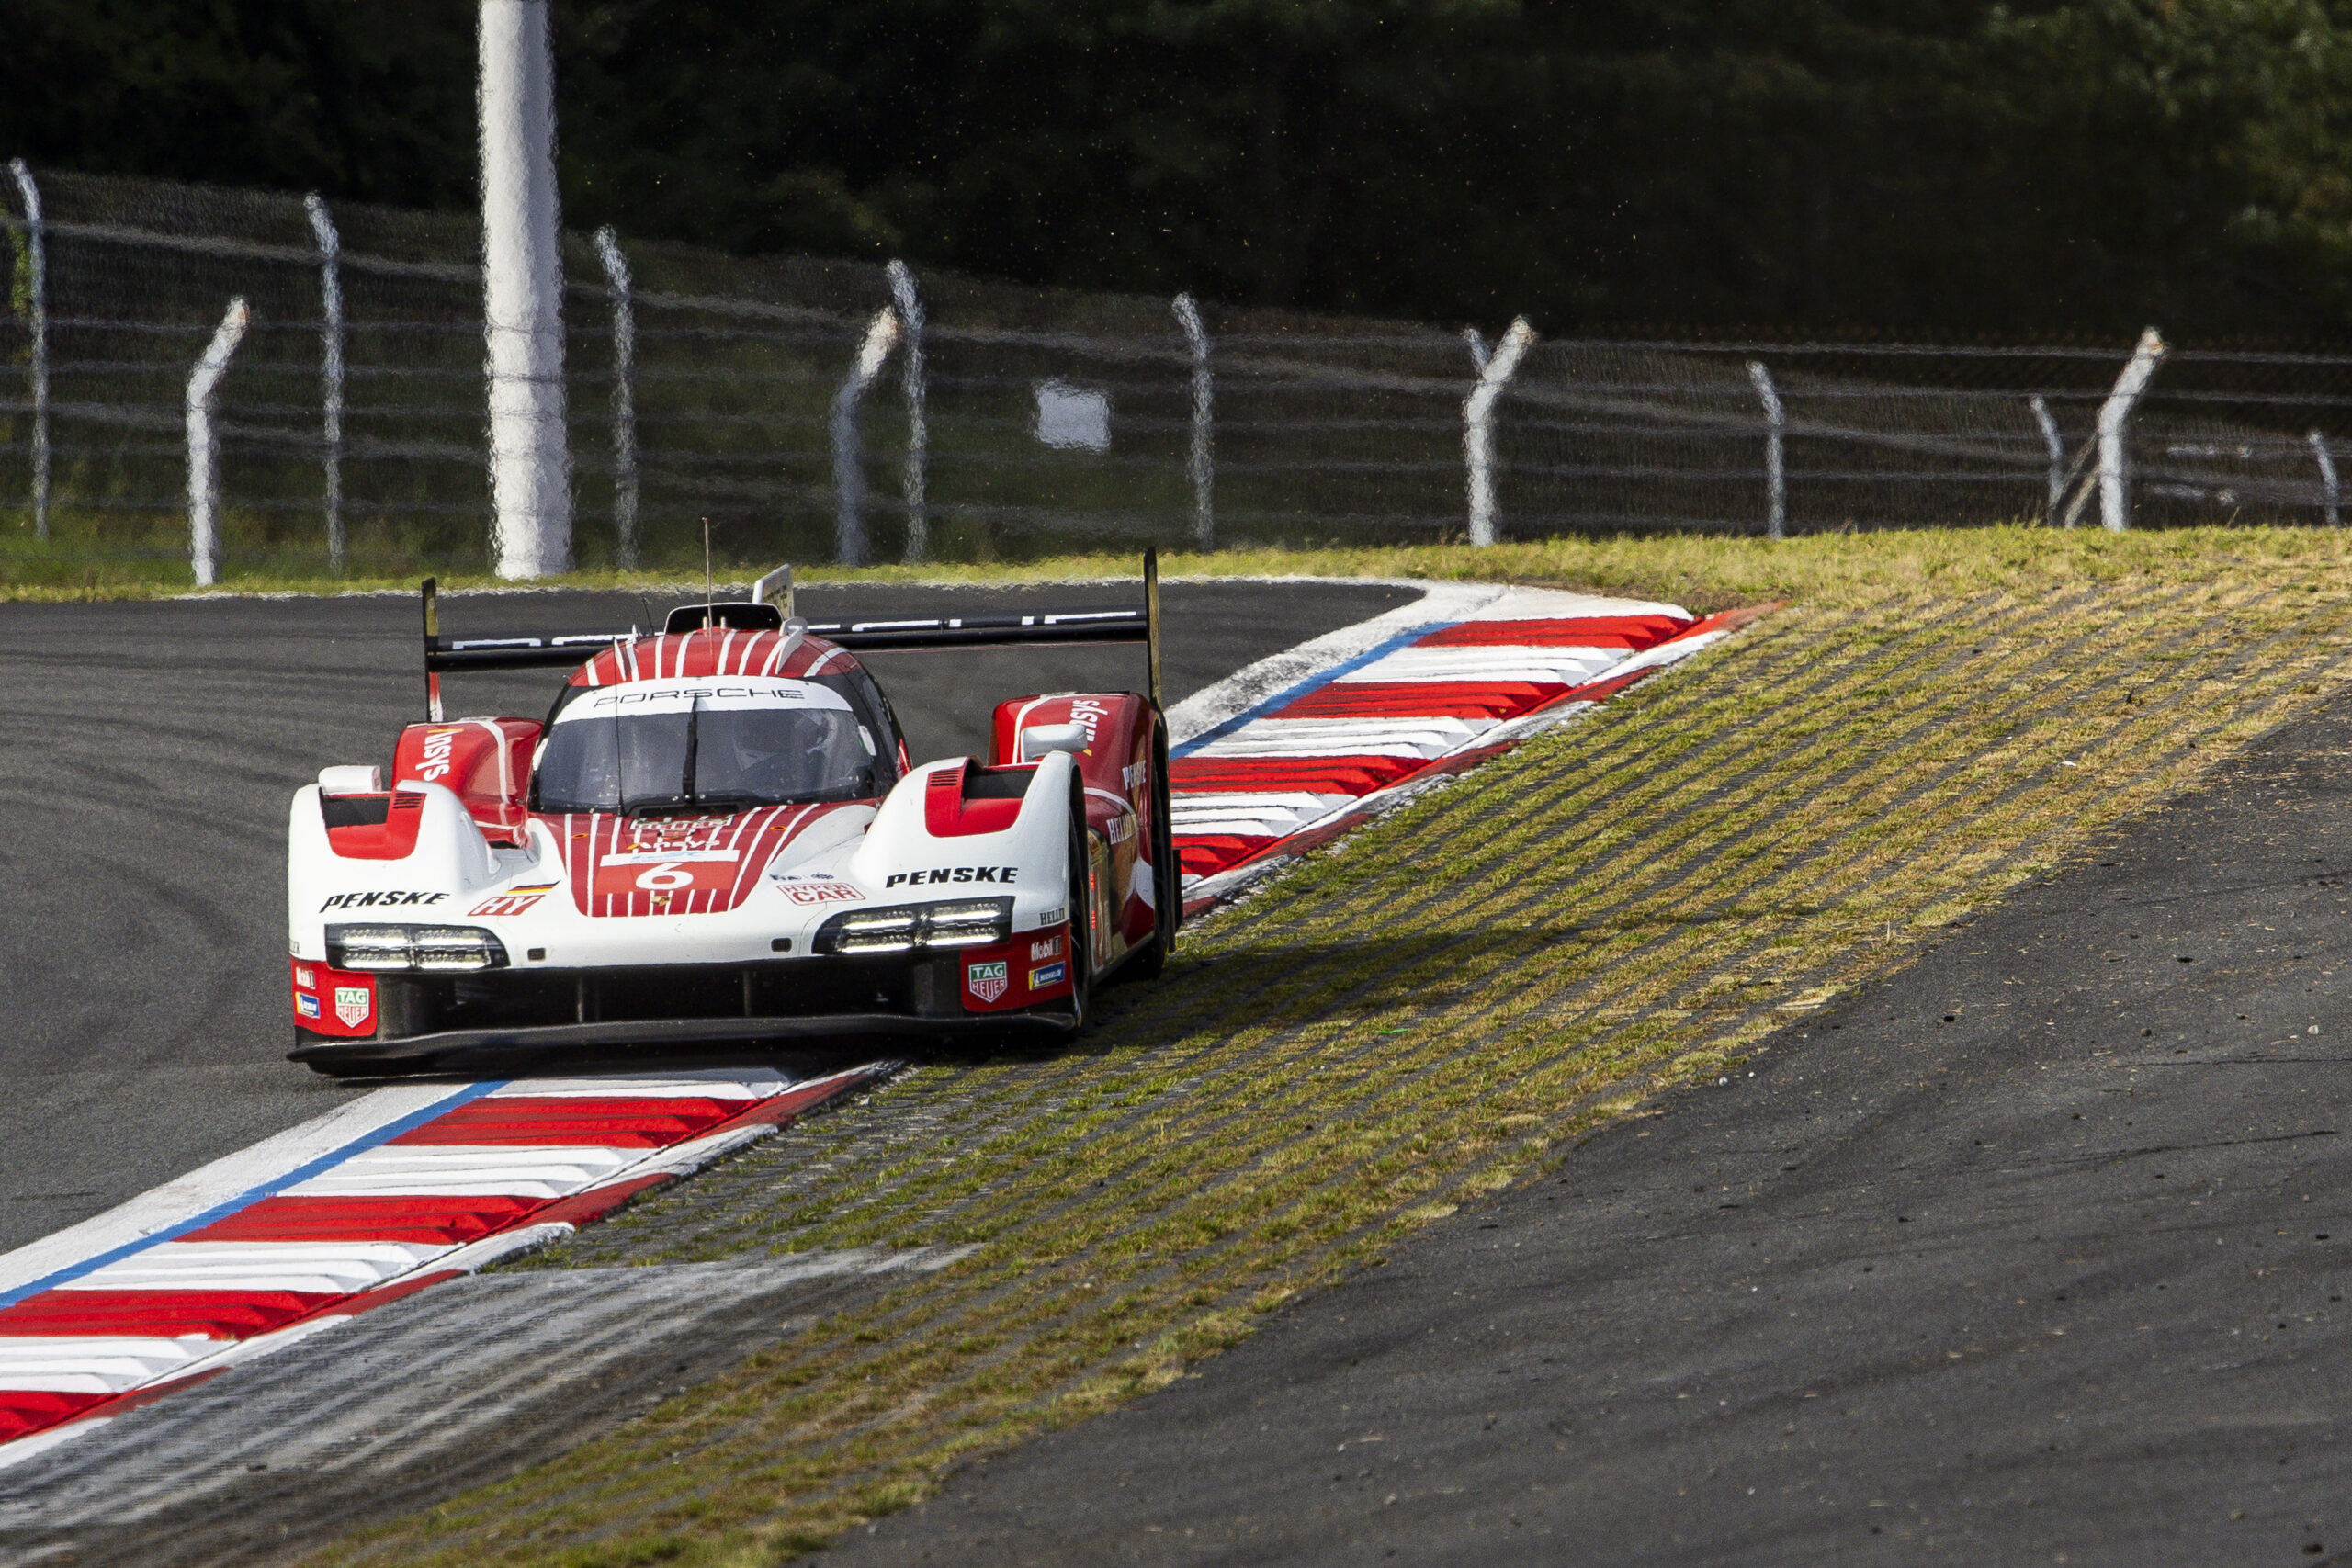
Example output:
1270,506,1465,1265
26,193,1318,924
0,1065,889,1460
1169,589,1750,903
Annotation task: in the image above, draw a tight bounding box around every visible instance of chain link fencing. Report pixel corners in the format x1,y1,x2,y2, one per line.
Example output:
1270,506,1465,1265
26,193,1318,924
6,169,2352,583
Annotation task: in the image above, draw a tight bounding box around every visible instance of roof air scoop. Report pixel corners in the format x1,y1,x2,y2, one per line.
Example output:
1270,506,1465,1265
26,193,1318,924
662,602,785,635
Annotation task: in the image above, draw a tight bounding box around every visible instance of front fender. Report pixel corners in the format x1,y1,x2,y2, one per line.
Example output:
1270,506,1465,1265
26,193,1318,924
288,781,507,958
848,752,1074,920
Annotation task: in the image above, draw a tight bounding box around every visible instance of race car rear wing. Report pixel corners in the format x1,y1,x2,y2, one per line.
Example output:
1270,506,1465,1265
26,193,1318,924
420,548,1166,720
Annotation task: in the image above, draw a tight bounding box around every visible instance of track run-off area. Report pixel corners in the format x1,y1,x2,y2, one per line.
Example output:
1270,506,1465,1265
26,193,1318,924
9,527,2352,1563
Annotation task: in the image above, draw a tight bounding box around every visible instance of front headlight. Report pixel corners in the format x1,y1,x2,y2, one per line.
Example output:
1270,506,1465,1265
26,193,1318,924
327,923,510,973
814,897,1012,955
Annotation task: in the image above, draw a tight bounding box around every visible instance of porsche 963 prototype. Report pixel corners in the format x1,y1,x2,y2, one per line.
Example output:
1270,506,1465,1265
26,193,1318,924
286,558,1178,1073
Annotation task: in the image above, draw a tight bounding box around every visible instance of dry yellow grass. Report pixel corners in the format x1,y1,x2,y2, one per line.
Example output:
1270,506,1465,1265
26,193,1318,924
291,528,2352,1568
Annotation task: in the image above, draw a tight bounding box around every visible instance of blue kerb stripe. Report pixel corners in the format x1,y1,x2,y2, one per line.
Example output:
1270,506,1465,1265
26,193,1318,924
1170,621,1461,761
0,1078,509,1310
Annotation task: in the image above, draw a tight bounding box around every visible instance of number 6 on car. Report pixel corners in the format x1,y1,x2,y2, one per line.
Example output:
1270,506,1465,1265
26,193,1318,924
284,553,1179,1075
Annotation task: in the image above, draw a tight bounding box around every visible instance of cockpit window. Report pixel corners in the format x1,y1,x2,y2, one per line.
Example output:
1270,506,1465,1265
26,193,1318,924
535,678,878,814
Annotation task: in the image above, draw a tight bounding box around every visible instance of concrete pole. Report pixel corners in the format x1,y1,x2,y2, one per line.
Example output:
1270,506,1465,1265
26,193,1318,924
831,308,901,566
8,160,48,540
480,0,572,578
593,226,639,569
187,298,251,587
304,194,346,572
2097,327,2166,532
1464,318,1534,547
1748,360,1786,539
887,260,929,563
2312,431,2340,527
2028,395,2064,523
1173,293,1213,549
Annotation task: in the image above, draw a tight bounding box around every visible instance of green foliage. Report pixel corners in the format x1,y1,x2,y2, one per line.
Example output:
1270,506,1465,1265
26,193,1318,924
9,1,2352,336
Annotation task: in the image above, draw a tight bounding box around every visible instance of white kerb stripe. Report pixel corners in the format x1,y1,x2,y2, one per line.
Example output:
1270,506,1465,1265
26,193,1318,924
284,1145,639,1199
1330,646,1626,684
57,1241,450,1295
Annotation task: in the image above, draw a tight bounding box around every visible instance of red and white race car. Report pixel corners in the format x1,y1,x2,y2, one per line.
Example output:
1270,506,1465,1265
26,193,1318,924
285,560,1178,1074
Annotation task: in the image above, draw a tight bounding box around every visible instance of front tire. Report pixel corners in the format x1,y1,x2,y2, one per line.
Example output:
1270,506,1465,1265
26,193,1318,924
1126,714,1178,982
1063,777,1093,1027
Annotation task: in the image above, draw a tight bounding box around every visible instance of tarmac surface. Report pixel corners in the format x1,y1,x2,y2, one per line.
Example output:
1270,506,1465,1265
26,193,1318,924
0,579,1412,1258
811,683,2352,1562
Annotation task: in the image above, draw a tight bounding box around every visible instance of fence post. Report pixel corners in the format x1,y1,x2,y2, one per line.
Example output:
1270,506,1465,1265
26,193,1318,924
187,298,251,587
831,307,901,566
480,0,572,578
8,159,48,540
2095,327,2166,532
887,260,929,562
2313,431,2341,527
303,194,345,573
593,226,639,570
1173,293,1214,549
2028,395,2064,523
1464,318,1534,547
1747,361,1786,539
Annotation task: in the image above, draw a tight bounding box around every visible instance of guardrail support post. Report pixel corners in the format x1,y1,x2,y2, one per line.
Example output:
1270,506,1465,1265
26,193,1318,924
1464,317,1534,547
304,194,345,572
2028,395,2064,523
8,159,48,540
1174,293,1213,549
187,297,250,587
888,260,929,562
2096,327,2166,532
831,307,901,566
2313,430,2341,527
594,226,639,569
481,0,573,578
1748,360,1786,539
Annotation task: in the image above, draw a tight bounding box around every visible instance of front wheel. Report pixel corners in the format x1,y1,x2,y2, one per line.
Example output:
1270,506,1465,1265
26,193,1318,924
1125,715,1178,982
1062,779,1093,1027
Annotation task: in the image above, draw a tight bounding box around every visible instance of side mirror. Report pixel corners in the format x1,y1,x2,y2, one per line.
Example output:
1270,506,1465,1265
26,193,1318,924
319,764,385,795
1020,722,1089,761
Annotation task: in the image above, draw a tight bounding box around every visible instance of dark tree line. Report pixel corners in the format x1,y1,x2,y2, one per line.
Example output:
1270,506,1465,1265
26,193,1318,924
8,0,2352,339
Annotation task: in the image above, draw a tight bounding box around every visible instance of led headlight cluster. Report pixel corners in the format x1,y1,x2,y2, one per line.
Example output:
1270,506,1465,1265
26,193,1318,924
814,897,1012,954
326,924,511,973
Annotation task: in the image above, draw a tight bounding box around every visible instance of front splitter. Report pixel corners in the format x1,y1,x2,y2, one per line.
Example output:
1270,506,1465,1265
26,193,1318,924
288,1010,1078,1071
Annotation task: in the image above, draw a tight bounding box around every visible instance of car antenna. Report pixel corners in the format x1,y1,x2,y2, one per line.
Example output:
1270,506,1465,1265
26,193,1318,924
702,516,714,630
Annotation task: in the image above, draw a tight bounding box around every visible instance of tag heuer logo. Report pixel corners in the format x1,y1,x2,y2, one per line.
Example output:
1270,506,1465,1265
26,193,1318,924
967,961,1009,1004
334,985,372,1028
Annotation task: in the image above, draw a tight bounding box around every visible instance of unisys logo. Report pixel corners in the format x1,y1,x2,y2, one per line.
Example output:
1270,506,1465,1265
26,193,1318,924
414,726,460,782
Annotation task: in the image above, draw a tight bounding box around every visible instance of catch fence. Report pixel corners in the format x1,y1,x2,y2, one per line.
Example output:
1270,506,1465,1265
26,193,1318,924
6,168,2352,581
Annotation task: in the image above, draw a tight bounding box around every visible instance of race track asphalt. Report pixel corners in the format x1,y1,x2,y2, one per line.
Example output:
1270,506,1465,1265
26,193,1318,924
812,683,2352,1562
0,579,1414,1258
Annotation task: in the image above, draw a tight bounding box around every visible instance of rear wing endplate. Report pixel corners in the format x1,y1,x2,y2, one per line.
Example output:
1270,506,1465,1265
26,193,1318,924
420,548,1165,721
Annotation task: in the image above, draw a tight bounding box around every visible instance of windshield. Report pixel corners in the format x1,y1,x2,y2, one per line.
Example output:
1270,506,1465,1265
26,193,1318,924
536,678,878,813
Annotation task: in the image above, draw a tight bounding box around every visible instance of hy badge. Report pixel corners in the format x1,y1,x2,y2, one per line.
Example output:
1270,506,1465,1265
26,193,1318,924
470,884,554,918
